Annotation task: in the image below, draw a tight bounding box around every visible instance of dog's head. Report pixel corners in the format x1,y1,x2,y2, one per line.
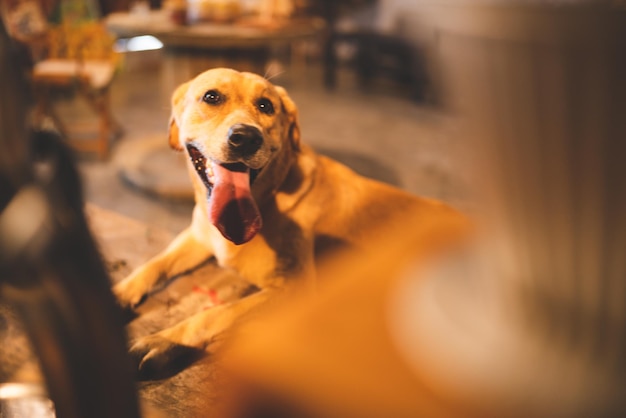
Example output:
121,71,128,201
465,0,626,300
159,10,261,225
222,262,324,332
168,68,301,245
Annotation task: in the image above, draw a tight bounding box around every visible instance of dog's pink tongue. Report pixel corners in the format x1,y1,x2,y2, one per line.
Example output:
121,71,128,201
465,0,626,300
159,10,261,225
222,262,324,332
208,163,262,245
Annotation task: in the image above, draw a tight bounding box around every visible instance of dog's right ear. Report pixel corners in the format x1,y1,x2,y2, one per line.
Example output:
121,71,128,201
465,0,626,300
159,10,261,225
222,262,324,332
168,81,191,151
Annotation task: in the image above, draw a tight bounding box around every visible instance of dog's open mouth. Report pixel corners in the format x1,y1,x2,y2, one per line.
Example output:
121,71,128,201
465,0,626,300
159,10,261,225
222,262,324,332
187,144,262,245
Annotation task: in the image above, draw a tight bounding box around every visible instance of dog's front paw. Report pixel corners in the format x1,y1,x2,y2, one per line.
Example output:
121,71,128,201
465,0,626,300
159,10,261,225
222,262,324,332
129,334,205,380
112,280,146,323
112,270,153,310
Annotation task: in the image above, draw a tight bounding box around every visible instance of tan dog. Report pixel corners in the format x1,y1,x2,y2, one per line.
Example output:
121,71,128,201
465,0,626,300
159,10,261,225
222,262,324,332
114,68,465,378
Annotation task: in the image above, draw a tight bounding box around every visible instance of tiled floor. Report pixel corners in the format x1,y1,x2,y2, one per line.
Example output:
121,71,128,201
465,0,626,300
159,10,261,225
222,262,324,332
76,50,470,234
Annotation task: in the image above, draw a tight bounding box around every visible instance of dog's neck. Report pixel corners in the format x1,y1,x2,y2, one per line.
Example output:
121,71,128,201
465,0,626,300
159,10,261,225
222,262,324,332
253,144,317,214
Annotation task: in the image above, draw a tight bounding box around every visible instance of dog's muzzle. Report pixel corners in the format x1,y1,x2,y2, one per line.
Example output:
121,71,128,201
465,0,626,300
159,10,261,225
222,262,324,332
227,123,263,157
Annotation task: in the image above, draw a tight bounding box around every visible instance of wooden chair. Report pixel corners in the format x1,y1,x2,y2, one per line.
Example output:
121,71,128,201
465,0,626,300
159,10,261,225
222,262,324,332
31,22,122,159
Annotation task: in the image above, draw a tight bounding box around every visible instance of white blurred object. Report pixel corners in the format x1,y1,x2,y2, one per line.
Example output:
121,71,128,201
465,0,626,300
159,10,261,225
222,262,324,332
0,383,55,418
114,35,164,52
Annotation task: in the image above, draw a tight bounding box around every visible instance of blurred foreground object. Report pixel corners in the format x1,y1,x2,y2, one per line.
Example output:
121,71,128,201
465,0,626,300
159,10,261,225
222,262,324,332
0,17,140,418
218,4,626,418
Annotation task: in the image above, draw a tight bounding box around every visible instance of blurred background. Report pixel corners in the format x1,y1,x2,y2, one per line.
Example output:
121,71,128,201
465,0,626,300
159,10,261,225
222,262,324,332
1,1,625,417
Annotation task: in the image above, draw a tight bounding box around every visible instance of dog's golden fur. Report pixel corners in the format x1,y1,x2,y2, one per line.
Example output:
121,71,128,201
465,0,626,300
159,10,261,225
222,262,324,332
114,68,465,377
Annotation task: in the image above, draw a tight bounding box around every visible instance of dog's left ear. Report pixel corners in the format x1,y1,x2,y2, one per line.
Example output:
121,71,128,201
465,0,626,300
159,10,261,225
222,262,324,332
275,86,301,152
168,81,191,151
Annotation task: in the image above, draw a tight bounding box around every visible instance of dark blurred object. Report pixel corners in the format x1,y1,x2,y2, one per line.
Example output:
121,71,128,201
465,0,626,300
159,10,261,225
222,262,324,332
0,17,140,418
0,7,33,207
98,0,162,15
311,0,428,100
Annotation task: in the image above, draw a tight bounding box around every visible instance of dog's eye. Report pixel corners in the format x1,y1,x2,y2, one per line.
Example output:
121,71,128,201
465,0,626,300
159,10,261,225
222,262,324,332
256,97,274,115
203,90,223,105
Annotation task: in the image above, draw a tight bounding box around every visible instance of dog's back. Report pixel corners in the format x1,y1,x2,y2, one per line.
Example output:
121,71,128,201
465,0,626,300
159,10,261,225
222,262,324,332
288,148,468,263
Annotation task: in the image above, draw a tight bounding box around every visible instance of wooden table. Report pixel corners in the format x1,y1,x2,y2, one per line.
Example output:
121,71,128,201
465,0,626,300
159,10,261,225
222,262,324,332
105,10,326,49
105,9,326,76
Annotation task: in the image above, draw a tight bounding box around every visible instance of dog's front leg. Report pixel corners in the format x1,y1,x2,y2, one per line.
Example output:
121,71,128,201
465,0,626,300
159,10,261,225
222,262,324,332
113,227,214,313
129,288,274,380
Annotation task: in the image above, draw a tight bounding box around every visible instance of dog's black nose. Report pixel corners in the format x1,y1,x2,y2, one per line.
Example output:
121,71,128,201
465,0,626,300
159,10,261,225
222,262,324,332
227,124,263,155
